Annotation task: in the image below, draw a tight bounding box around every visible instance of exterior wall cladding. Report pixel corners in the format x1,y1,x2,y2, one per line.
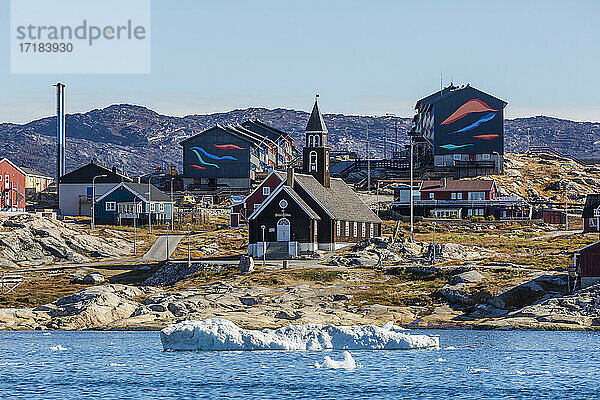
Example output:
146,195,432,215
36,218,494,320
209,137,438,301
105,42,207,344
182,127,252,180
418,86,506,174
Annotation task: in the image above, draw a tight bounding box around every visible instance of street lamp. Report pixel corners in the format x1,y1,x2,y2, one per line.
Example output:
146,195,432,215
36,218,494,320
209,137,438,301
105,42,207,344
187,222,191,267
133,200,138,256
170,177,175,231
492,151,503,174
147,175,157,234
166,221,170,261
261,225,266,267
395,183,415,242
432,221,437,264
91,174,107,231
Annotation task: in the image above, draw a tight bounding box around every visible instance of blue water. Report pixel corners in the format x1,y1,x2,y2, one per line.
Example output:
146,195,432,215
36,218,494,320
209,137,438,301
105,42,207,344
1,330,600,399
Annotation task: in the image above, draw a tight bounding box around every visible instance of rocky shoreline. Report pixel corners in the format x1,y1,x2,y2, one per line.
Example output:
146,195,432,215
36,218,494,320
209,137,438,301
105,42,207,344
1,276,599,331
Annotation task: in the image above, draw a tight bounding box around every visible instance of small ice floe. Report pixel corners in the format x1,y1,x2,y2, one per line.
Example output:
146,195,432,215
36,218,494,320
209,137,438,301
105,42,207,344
445,346,457,350
315,351,358,370
467,368,490,374
108,363,127,367
50,345,68,351
436,358,447,362
160,319,439,351
42,332,51,336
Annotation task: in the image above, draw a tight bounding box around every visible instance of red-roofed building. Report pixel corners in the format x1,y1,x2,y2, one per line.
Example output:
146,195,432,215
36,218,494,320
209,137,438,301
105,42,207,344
393,178,527,220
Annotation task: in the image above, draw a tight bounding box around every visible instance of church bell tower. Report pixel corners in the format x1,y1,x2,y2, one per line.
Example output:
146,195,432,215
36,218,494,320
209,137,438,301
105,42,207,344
302,95,330,187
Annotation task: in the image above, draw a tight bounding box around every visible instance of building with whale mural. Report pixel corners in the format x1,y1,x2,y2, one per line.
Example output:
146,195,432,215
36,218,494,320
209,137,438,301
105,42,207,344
179,120,296,190
412,84,507,177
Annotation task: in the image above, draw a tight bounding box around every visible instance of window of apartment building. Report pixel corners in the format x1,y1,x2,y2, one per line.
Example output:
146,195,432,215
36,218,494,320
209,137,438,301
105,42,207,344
370,223,374,237
482,154,490,160
429,193,434,199
457,192,462,200
159,203,165,212
345,221,349,236
451,192,457,200
353,222,358,237
262,187,270,196
453,154,461,161
361,222,366,237
468,192,485,201
336,220,341,236
105,201,116,212
150,203,156,212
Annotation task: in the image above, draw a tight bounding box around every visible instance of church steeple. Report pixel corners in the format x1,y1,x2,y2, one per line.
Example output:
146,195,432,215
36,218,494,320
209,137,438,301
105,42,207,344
303,95,330,187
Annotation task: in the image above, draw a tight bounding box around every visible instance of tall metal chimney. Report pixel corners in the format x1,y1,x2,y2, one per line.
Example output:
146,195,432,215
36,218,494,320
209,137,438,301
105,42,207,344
55,83,66,179
55,82,66,212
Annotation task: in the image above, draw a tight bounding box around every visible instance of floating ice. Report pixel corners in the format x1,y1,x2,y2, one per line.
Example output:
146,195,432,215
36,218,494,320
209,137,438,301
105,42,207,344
445,346,457,350
436,358,447,362
160,319,440,351
50,345,68,351
315,351,358,370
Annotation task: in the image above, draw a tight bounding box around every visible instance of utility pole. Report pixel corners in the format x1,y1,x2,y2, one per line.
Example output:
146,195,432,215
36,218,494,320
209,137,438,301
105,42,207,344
367,126,370,192
565,185,569,232
383,125,387,159
410,136,414,242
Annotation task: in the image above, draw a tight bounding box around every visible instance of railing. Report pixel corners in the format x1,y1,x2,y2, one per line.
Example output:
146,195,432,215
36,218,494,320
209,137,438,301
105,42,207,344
453,160,496,168
392,198,526,207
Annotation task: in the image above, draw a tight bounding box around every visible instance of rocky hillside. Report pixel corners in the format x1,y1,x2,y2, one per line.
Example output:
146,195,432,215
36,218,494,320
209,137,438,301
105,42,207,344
1,104,599,177
0,214,133,268
494,152,600,204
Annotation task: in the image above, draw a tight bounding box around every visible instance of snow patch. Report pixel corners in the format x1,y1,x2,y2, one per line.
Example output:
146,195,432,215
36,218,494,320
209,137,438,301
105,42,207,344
315,351,358,370
160,319,440,351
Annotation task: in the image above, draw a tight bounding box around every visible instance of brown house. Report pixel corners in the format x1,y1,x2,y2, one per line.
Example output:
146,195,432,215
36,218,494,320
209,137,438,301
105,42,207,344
248,97,382,257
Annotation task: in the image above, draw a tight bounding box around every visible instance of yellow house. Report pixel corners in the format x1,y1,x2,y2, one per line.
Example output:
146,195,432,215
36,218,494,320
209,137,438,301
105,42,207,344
20,166,53,196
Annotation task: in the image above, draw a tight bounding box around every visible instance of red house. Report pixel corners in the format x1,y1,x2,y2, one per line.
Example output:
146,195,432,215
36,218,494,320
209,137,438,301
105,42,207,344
574,241,600,288
230,170,285,227
0,158,27,211
582,194,600,233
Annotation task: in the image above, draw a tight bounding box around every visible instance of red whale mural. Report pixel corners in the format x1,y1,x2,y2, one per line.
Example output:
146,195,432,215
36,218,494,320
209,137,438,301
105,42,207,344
442,99,497,125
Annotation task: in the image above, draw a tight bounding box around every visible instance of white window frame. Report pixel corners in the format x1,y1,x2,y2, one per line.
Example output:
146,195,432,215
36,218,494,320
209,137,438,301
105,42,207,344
336,220,341,236
345,221,349,236
429,192,434,199
309,151,318,172
370,223,374,238
150,203,156,212
457,192,463,200
105,201,116,212
353,222,358,237
451,193,457,200
361,222,366,237
159,203,165,212
262,187,270,196
482,154,490,160
453,154,461,161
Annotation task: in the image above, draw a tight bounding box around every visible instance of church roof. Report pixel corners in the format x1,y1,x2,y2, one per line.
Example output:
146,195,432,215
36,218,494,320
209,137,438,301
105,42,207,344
305,98,328,133
263,171,381,223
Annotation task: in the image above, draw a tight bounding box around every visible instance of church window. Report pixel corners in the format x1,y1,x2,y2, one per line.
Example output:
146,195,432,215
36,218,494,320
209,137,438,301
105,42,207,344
309,151,318,172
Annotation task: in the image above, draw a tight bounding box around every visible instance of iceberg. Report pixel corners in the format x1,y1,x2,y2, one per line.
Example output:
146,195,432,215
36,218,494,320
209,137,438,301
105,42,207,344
160,318,439,351
315,351,358,370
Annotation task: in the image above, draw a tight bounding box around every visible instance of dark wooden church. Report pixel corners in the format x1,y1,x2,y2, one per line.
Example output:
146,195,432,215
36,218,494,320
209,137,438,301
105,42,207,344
248,97,382,257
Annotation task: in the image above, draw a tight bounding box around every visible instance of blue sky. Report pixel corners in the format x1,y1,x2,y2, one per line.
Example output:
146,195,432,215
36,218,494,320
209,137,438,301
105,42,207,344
1,0,599,123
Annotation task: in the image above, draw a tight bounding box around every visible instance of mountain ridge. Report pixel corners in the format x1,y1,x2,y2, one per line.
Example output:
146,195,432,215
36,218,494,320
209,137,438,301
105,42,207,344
1,104,598,177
